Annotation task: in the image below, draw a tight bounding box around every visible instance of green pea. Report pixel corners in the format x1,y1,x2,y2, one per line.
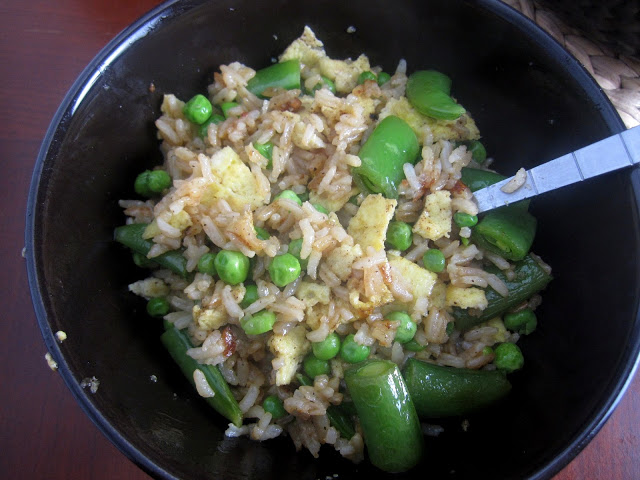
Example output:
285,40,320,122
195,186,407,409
340,334,370,363
214,250,250,285
386,221,413,251
403,339,426,352
357,71,377,84
240,284,259,308
274,189,302,206
268,253,301,287
468,140,487,164
255,226,270,240
423,249,446,273
198,113,225,138
461,237,470,246
150,170,172,192
494,343,524,373
241,309,277,335
298,190,309,203
453,212,478,228
503,309,537,335
303,353,331,378
147,297,170,318
262,395,287,419
134,170,153,197
313,203,329,214
183,94,213,124
311,76,337,94
221,101,240,118
385,311,417,344
132,251,155,269
377,72,391,86
287,238,308,270
197,252,217,276
312,332,341,360
482,346,494,356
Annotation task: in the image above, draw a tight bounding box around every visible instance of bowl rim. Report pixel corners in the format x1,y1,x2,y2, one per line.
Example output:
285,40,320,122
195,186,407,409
24,0,638,479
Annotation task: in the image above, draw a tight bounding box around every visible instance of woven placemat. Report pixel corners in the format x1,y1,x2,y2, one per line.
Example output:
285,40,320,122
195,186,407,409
501,0,640,128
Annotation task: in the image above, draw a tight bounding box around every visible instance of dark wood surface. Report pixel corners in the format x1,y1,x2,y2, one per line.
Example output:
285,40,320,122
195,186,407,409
1,1,638,478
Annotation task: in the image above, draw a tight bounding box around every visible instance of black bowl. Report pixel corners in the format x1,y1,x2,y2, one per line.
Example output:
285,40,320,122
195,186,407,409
26,0,640,479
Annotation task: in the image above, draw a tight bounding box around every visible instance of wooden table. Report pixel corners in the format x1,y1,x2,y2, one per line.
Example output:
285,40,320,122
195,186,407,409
1,1,638,478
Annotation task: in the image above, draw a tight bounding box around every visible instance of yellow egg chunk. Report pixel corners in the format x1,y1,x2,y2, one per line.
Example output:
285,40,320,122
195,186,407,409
347,194,397,251
387,253,438,307
413,190,452,241
269,325,311,386
445,285,488,310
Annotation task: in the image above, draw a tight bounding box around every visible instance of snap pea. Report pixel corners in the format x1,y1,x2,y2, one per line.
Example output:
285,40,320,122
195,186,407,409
406,70,465,120
345,360,423,472
471,207,537,261
114,223,188,278
160,326,243,427
451,254,553,330
467,140,487,164
402,358,512,418
247,59,301,98
352,115,420,199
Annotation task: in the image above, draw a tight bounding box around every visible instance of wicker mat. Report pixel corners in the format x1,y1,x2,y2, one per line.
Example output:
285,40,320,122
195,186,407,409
501,0,640,128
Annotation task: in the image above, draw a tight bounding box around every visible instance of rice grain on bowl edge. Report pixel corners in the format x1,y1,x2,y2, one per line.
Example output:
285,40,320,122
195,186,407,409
115,26,552,472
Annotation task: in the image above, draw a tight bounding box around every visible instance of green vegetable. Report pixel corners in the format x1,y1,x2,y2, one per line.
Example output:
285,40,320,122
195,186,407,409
352,115,420,199
402,357,512,418
197,252,217,276
340,334,370,364
504,308,537,335
472,208,537,261
287,238,308,270
241,309,277,335
254,141,274,169
357,71,377,84
132,251,155,269
146,297,170,317
467,140,487,164
452,254,553,330
385,221,413,251
310,75,336,94
404,339,426,352
453,212,478,228
198,113,225,138
385,311,417,344
221,101,239,118
303,353,331,378
312,203,329,214
240,284,259,308
160,327,242,426
262,395,287,419
268,253,301,287
406,70,465,120
183,94,213,124
423,248,446,273
254,226,270,240
312,332,341,360
377,72,391,86
247,59,301,98
214,250,250,285
134,170,172,197
494,343,525,373
345,360,423,472
114,223,188,278
274,189,302,206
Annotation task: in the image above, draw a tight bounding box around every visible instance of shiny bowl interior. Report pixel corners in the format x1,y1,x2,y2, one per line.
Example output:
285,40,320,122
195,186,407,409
26,0,640,479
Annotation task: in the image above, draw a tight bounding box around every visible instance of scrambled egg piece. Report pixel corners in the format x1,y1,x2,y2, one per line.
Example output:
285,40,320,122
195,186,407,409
387,253,438,306
430,281,447,310
193,304,227,331
445,285,488,310
349,287,394,316
269,325,310,386
413,190,452,241
379,97,481,142
128,277,169,299
324,243,363,281
200,147,267,210
297,281,331,308
279,26,371,94
168,210,192,231
486,317,509,343
348,194,397,251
